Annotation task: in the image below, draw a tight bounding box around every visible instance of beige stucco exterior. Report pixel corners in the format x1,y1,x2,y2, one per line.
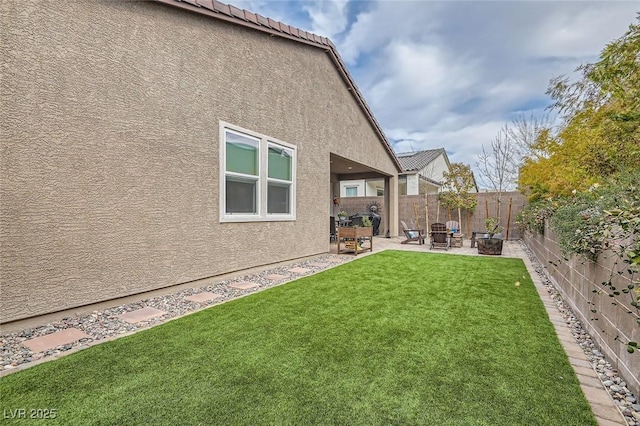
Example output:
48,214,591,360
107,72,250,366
0,0,399,324
417,152,449,186
403,152,450,196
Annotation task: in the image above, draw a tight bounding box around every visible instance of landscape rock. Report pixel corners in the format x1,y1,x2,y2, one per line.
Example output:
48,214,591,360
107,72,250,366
0,254,350,371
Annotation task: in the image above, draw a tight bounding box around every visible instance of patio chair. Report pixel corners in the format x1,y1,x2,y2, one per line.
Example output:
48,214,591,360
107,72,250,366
445,220,459,233
400,220,425,245
430,222,450,250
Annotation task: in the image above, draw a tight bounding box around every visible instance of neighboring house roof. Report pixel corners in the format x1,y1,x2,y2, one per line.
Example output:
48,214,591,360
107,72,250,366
418,175,442,187
153,0,403,172
470,171,480,193
396,148,449,172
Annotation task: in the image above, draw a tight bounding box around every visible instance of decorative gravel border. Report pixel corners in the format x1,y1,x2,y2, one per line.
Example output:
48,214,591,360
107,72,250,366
0,253,353,374
520,241,639,425
2,245,638,425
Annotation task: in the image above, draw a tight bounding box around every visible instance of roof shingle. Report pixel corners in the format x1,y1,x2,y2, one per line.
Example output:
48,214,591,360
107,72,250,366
397,149,446,172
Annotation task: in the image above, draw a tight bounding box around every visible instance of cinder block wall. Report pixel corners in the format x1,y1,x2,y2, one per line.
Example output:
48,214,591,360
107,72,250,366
339,191,527,240
525,225,639,397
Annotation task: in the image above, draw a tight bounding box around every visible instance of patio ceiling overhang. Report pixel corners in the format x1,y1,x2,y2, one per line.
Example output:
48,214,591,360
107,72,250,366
330,153,391,180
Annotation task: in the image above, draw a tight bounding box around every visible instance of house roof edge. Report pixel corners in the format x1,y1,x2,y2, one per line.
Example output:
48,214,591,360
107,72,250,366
152,0,402,172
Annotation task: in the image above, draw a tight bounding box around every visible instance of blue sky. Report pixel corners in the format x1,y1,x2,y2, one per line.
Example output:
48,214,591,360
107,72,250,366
231,0,638,177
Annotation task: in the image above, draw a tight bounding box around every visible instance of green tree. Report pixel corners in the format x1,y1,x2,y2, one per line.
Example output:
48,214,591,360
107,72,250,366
439,163,478,233
519,14,640,200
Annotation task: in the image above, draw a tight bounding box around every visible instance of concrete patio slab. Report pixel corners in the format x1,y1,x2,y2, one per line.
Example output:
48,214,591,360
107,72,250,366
557,334,577,344
118,307,166,324
227,281,259,290
597,417,628,426
569,357,593,368
185,292,222,303
564,346,592,360
582,385,626,422
557,331,576,340
288,267,312,274
265,274,289,281
555,327,574,336
23,328,91,353
578,373,607,389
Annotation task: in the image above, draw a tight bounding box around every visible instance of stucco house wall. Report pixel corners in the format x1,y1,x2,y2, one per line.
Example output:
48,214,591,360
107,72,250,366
405,174,419,195
339,179,385,198
417,153,448,184
0,0,398,324
400,151,450,196
339,179,366,197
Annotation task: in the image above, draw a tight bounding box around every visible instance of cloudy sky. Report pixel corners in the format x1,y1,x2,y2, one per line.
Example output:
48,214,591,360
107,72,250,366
231,0,638,179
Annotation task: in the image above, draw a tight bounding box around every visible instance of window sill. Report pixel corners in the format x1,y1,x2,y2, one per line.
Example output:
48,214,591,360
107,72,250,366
220,215,296,223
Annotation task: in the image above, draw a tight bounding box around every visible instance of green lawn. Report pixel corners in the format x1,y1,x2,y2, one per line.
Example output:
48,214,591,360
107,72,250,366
0,251,595,425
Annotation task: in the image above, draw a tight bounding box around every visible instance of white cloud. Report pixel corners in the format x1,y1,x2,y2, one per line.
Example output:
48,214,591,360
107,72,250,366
333,0,638,176
526,4,640,58
339,1,443,64
369,43,463,101
226,0,638,177
229,0,352,40
302,0,350,39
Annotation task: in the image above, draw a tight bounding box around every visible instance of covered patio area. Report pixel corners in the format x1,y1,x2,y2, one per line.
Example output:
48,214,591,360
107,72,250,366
330,153,398,239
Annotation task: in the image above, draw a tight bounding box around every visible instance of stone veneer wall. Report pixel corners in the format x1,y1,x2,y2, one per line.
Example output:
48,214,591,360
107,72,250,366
524,224,639,397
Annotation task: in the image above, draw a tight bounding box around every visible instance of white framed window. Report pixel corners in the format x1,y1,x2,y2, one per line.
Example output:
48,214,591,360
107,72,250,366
220,122,296,222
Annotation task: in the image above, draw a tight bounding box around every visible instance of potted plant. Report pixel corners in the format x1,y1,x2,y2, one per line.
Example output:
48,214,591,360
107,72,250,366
337,210,348,221
337,215,373,255
477,217,504,255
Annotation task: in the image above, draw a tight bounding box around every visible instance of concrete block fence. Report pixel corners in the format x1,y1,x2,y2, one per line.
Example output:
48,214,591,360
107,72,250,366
525,224,639,397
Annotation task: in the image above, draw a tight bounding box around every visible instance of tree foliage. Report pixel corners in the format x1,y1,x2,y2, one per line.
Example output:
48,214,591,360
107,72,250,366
506,113,552,168
439,163,478,227
476,128,518,193
477,114,550,215
519,14,640,200
517,16,640,355
518,171,640,354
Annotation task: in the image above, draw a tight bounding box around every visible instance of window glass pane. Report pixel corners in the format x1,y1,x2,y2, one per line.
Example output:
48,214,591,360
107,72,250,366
365,179,383,196
346,187,358,197
226,176,257,214
268,146,291,181
226,131,258,176
267,181,290,214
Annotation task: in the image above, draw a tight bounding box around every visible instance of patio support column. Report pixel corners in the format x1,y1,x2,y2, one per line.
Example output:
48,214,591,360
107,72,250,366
384,175,398,237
